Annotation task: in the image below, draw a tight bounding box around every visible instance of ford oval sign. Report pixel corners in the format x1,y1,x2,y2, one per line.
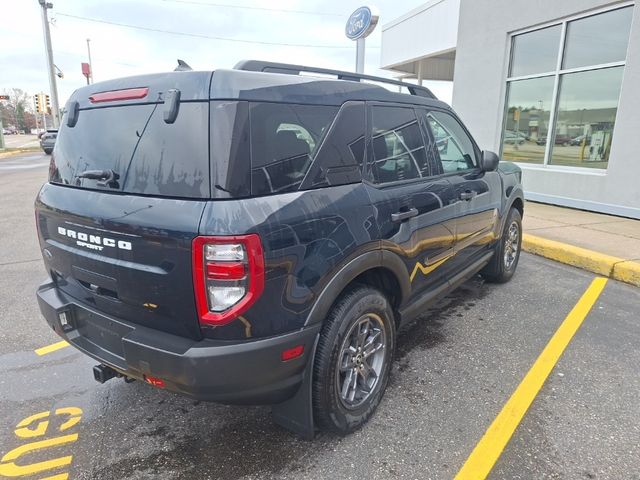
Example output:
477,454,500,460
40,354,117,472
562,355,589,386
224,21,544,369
345,6,379,40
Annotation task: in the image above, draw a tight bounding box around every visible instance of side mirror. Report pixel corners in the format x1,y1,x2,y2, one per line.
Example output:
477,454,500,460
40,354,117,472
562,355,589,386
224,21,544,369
481,150,500,172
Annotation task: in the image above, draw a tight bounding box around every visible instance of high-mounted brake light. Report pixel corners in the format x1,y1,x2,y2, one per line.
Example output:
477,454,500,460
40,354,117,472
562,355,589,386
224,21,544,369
192,235,264,327
89,87,149,104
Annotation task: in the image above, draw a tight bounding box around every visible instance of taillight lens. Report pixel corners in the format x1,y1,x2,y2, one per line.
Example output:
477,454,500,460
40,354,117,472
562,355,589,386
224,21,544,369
192,235,264,326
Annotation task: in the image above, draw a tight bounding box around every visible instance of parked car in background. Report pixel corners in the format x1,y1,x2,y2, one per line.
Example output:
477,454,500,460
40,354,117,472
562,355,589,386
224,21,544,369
506,130,530,141
40,129,57,154
536,134,572,146
570,135,589,146
504,131,525,145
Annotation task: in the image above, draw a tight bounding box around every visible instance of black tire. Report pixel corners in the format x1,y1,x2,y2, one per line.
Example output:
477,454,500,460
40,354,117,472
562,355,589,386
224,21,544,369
313,285,395,435
481,207,522,283
44,149,52,155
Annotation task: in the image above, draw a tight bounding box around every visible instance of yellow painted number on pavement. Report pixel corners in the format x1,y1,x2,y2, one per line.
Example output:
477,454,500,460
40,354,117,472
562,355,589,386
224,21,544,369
0,407,82,478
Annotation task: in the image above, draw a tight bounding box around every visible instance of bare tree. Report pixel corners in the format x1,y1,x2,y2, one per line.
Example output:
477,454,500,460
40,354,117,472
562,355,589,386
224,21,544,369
1,88,34,131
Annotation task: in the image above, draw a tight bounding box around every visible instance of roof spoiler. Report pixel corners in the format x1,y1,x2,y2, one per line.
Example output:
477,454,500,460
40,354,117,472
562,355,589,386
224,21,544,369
234,60,436,99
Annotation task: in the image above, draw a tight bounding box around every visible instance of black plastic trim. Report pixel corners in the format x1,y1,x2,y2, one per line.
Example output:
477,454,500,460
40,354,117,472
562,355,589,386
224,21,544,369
398,251,493,325
304,249,411,327
37,281,320,405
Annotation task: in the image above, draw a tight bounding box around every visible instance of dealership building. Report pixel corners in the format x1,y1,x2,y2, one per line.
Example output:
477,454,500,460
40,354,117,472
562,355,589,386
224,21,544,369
381,0,639,219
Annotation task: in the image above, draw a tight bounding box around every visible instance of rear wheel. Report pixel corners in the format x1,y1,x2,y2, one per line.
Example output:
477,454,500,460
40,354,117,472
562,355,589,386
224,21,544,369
481,207,522,283
43,149,52,155
313,286,395,435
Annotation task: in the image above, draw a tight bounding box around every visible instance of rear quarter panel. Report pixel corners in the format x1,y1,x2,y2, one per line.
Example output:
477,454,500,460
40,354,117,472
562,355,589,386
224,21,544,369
497,162,524,233
198,183,378,340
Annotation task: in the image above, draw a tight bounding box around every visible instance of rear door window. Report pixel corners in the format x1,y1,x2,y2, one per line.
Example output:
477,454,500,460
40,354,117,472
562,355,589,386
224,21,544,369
301,101,365,189
50,102,210,198
249,103,337,195
370,105,431,184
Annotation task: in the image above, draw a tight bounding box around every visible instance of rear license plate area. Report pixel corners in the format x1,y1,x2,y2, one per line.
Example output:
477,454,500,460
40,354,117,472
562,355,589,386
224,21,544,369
73,307,133,360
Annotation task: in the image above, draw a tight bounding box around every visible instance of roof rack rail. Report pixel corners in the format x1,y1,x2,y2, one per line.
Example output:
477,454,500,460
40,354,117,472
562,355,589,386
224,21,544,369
233,60,437,99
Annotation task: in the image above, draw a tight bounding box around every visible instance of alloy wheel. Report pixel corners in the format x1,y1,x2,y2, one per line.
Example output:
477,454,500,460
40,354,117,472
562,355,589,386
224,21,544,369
336,313,387,409
503,221,520,269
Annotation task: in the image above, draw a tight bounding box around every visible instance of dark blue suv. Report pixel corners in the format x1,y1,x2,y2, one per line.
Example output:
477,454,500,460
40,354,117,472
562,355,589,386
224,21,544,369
35,61,524,438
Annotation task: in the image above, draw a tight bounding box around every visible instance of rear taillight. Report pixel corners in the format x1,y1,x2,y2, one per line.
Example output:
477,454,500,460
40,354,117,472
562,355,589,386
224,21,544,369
192,235,264,327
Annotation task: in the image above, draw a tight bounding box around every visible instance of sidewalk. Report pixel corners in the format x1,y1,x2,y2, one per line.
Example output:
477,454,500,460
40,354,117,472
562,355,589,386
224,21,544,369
522,201,640,286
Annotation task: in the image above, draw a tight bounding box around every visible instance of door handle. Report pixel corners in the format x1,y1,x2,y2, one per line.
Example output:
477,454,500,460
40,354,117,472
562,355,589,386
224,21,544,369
391,207,419,223
459,190,478,201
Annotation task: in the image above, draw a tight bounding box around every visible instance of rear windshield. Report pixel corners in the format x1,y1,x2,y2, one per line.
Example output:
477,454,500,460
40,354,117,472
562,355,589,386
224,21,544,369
50,102,209,198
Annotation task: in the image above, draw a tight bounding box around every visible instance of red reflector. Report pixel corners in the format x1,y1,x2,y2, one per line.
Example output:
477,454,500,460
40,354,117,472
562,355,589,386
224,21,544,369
206,262,245,280
281,345,304,361
89,87,149,103
144,375,165,388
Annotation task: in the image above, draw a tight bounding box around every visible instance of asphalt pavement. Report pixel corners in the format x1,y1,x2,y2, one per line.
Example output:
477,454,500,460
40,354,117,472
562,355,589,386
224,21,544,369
1,152,638,480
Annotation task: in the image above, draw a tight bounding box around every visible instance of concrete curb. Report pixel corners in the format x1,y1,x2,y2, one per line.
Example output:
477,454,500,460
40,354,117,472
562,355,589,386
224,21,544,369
522,233,640,287
0,148,41,159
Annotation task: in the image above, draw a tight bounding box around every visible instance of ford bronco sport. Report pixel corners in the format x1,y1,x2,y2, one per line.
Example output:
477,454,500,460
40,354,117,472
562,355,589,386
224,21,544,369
35,60,524,438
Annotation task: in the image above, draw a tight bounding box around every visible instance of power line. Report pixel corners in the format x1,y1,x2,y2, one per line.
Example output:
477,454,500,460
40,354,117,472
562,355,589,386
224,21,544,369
159,0,344,17
56,12,364,49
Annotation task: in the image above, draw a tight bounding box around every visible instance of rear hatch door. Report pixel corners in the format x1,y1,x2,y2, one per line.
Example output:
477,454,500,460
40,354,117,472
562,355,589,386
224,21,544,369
36,72,212,339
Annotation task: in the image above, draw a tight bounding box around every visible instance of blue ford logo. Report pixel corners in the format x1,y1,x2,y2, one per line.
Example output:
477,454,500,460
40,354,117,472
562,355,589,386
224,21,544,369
345,6,373,40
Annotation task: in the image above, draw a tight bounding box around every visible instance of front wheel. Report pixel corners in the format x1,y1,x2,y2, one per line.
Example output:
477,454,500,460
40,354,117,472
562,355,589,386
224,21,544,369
312,286,395,435
481,207,522,283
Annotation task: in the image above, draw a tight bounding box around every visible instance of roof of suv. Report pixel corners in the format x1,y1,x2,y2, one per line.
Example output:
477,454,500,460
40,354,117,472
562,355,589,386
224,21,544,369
67,60,451,110
212,69,449,108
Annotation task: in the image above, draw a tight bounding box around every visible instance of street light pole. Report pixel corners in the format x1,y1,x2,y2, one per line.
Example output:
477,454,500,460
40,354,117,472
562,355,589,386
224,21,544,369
86,38,93,84
38,0,60,128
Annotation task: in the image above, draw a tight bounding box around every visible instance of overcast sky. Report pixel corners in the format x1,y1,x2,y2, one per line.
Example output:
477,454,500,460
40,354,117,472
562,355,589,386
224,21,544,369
1,0,452,107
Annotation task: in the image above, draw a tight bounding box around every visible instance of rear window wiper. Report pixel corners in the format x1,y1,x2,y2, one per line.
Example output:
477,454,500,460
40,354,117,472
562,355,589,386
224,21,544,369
76,169,120,188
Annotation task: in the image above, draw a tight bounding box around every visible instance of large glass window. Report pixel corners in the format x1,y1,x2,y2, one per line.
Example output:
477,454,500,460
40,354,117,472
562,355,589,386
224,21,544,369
502,6,632,170
501,77,555,164
562,7,633,69
510,25,561,77
549,67,624,168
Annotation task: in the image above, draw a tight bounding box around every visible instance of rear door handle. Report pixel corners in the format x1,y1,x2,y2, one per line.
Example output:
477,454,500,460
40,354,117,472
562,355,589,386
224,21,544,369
459,190,478,201
391,207,419,223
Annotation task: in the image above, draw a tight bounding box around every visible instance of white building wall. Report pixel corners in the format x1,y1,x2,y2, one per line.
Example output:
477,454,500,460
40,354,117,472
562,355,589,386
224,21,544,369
381,0,460,70
452,0,640,218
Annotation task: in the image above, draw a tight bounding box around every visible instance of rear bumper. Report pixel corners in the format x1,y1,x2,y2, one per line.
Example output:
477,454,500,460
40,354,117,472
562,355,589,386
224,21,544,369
37,281,320,404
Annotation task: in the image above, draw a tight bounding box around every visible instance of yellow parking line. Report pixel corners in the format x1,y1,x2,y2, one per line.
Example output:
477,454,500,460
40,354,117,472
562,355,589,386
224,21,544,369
455,277,608,480
35,340,70,356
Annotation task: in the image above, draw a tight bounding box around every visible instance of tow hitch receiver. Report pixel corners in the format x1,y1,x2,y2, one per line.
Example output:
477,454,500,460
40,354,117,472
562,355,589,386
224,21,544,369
93,364,120,383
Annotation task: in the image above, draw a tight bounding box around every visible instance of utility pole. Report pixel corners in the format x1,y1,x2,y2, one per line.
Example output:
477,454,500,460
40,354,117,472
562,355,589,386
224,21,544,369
86,38,93,84
38,0,60,128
